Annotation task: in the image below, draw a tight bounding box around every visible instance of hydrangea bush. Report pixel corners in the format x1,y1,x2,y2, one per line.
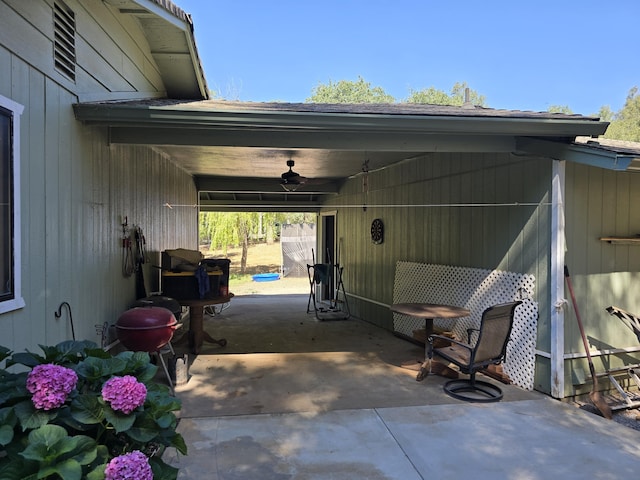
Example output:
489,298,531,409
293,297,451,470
0,341,187,480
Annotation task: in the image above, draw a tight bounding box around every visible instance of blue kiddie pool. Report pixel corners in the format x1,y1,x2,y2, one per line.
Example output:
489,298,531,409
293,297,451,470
252,273,280,282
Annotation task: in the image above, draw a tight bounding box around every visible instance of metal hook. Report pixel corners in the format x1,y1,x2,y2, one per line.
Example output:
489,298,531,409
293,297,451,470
55,301,75,341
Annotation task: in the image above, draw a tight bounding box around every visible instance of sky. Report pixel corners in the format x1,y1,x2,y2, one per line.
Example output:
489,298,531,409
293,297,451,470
176,1,640,115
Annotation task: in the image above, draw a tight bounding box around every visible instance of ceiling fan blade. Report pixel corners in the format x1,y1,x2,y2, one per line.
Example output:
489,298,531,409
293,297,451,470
280,159,308,186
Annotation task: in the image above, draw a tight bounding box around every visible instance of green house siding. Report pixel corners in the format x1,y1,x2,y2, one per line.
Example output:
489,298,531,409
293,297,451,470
323,151,555,390
563,162,640,397
0,1,197,353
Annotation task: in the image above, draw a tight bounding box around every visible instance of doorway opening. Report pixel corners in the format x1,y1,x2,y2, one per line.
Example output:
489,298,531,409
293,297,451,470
198,211,316,296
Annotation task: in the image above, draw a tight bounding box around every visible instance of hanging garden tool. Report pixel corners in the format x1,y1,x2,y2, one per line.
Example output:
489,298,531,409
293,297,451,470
564,266,613,419
134,225,148,299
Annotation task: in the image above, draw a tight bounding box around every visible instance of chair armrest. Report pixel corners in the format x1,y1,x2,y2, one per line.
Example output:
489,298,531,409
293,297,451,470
466,327,479,344
428,334,473,352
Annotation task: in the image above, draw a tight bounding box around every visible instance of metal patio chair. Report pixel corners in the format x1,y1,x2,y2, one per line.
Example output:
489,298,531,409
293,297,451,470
428,301,522,402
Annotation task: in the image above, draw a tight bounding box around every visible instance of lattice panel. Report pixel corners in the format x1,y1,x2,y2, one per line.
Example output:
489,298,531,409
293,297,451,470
392,261,538,390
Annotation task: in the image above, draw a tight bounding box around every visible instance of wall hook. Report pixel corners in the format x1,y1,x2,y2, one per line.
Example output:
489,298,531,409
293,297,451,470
55,301,76,341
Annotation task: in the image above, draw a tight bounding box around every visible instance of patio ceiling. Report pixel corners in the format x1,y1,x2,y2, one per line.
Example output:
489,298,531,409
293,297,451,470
73,100,610,211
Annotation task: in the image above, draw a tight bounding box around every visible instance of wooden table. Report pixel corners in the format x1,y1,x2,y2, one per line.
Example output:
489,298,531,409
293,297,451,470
175,295,233,354
390,302,471,381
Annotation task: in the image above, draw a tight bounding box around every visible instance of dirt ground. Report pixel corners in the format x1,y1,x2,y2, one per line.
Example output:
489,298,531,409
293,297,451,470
202,242,309,295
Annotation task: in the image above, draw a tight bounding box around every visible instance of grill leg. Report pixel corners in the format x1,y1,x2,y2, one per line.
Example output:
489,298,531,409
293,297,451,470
156,348,175,395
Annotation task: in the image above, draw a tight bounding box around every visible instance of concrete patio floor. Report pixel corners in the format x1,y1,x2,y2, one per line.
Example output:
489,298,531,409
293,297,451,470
164,294,640,479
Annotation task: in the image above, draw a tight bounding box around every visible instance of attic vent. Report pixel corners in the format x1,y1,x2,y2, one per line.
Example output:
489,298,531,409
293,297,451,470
53,1,76,81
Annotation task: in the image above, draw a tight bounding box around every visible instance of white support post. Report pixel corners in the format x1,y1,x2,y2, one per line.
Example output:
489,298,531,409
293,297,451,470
550,160,566,398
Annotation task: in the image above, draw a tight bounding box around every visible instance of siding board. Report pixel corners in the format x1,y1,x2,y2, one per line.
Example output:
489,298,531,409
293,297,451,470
0,3,196,353
331,150,550,321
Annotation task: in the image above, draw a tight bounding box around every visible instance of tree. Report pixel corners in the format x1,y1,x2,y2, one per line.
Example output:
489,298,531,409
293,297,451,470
604,86,640,141
547,105,573,114
306,76,395,103
199,212,314,274
406,81,487,107
597,105,615,123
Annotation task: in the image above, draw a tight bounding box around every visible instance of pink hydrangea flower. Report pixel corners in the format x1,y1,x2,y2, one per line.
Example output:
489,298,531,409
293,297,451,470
102,375,147,414
26,364,78,410
104,450,153,480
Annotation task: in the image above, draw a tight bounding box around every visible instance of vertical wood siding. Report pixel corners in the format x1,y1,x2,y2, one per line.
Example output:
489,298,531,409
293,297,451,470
564,162,640,395
324,152,552,346
0,1,196,352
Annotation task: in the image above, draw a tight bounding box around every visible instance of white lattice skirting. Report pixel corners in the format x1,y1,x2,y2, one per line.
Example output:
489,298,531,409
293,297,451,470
392,261,538,391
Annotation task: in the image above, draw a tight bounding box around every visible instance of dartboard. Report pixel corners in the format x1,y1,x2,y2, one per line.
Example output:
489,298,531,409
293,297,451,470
371,218,384,244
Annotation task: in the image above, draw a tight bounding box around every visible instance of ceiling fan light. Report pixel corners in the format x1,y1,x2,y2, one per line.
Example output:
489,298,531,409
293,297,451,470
280,159,306,191
281,182,299,192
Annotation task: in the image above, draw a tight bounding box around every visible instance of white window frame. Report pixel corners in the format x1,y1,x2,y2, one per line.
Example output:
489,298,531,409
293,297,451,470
0,94,25,314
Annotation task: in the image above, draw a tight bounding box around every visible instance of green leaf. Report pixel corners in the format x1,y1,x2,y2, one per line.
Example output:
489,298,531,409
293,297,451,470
103,405,136,433
36,424,69,442
86,463,108,480
75,356,126,380
69,435,98,465
127,414,159,443
20,425,68,462
39,340,97,365
149,457,180,480
94,444,110,465
0,406,18,427
0,457,38,480
70,395,104,424
145,383,181,412
0,374,30,405
14,400,56,430
5,351,45,369
155,413,174,429
39,458,82,480
170,432,188,455
117,351,157,382
56,339,98,355
21,426,97,473
84,347,112,360
0,345,12,362
0,424,14,445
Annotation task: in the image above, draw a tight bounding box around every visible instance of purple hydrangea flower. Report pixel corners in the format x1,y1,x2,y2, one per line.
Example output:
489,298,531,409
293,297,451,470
104,450,153,480
102,375,147,414
26,364,78,410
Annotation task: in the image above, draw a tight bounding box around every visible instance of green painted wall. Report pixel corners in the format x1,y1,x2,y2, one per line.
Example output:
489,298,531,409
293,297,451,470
324,152,555,391
564,162,640,397
0,0,197,353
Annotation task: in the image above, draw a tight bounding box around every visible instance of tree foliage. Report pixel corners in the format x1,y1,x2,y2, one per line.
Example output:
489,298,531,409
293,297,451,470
406,82,486,107
604,86,640,141
306,76,395,103
547,105,573,114
597,105,615,123
306,77,487,107
199,212,313,274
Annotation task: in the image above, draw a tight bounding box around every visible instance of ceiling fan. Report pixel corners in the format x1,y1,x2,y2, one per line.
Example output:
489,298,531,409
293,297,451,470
280,160,308,191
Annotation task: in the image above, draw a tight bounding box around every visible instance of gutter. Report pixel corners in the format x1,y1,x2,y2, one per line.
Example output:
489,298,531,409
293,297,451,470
73,103,609,138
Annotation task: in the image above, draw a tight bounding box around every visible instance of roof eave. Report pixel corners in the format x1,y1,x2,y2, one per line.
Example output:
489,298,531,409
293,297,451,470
113,0,209,99
73,103,609,137
516,137,640,171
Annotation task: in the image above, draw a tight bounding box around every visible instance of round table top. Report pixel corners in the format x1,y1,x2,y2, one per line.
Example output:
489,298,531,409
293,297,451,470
390,302,470,319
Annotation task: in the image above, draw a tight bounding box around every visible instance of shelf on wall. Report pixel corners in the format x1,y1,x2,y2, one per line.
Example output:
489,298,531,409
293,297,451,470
600,236,640,245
